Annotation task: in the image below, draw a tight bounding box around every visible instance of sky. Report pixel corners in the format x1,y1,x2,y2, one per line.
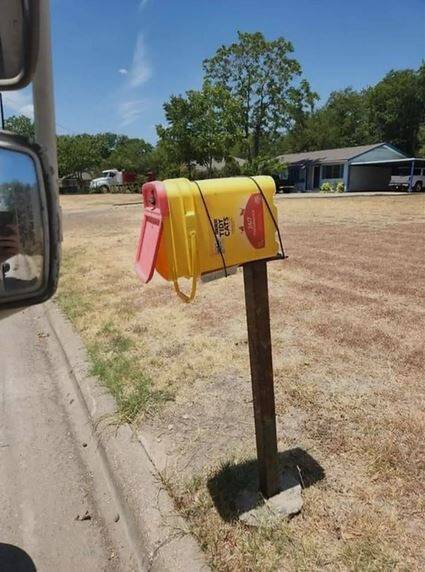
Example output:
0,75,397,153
0,148,37,186
3,0,425,143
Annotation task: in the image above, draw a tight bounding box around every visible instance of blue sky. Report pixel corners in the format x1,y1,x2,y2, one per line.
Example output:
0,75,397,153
3,0,424,143
0,148,37,186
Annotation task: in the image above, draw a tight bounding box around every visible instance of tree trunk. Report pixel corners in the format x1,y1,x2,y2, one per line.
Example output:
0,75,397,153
252,91,266,159
245,125,252,163
253,125,261,158
246,139,252,162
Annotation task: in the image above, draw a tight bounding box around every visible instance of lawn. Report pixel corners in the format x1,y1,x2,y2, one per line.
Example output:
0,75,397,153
58,191,424,571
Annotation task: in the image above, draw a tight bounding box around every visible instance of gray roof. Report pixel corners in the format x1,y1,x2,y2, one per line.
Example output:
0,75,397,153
276,143,385,165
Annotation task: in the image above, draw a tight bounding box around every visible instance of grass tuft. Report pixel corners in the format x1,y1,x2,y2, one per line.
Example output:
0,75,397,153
56,290,91,322
57,288,171,423
342,539,399,571
87,332,170,424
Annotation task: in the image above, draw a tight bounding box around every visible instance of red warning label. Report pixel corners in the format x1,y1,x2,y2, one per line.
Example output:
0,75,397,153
243,193,265,249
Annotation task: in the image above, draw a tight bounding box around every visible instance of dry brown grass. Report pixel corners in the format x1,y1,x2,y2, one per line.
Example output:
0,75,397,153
58,193,425,571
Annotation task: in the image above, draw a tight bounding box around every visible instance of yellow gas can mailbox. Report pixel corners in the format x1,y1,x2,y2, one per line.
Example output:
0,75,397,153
135,176,280,301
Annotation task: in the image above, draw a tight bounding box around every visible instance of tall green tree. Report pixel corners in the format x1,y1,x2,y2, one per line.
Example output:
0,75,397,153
93,132,124,160
203,31,317,159
367,64,425,155
417,124,425,157
287,87,373,152
104,137,153,172
157,83,240,176
57,134,103,178
156,95,195,175
186,83,241,175
4,115,35,139
145,139,182,179
93,132,143,160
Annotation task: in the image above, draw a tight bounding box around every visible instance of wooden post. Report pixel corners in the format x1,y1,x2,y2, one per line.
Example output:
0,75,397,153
243,259,280,498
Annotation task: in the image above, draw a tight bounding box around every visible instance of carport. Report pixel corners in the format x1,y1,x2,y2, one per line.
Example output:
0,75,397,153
348,157,425,192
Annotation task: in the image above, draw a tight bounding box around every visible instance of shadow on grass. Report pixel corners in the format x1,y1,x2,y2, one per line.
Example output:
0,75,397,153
207,448,325,522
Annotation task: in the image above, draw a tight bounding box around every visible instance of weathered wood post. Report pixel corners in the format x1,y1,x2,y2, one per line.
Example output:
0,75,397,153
243,259,280,498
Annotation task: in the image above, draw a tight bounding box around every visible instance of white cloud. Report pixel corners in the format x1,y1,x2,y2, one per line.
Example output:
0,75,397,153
2,90,34,119
114,30,152,128
128,33,151,87
119,99,148,126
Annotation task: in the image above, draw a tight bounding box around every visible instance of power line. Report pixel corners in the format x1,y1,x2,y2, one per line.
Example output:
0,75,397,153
1,92,74,134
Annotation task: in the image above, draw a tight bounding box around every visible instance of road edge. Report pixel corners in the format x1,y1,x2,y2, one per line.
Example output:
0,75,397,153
44,300,209,572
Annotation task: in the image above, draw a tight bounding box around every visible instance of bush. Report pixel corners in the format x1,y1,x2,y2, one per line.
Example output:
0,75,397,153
241,155,283,177
193,167,221,180
336,181,345,193
222,158,242,177
88,185,102,194
320,182,333,193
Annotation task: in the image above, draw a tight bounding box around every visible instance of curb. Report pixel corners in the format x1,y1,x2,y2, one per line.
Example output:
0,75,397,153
274,191,414,199
44,300,209,572
275,191,412,199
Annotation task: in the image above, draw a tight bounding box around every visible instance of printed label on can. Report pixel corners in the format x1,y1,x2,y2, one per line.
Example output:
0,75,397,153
243,193,265,249
212,216,233,254
213,216,232,238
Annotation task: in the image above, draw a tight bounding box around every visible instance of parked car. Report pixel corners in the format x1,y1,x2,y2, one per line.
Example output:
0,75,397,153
389,166,424,191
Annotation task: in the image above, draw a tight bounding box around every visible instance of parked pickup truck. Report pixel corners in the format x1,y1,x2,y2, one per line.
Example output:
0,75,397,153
89,169,138,193
389,166,424,192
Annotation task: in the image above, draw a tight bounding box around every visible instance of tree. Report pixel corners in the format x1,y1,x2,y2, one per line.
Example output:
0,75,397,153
367,64,425,155
187,83,241,175
93,132,123,160
4,115,35,139
287,88,373,152
57,134,103,178
156,95,194,175
240,155,283,176
203,31,317,160
157,83,240,177
277,62,425,156
105,137,153,173
418,124,425,157
146,139,182,179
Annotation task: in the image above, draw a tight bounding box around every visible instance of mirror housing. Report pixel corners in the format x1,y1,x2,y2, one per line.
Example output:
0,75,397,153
0,131,60,310
0,0,40,90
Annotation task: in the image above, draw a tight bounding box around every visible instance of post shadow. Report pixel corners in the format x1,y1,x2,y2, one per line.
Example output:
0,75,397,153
207,447,325,522
0,544,37,572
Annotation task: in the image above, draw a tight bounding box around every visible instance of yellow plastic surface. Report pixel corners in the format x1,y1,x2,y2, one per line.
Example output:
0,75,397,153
155,176,279,293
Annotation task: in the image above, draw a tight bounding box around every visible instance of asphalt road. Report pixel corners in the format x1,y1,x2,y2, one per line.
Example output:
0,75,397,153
0,305,137,571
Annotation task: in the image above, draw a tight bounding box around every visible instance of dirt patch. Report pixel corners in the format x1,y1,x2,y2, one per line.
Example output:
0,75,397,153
58,193,425,570
60,192,141,211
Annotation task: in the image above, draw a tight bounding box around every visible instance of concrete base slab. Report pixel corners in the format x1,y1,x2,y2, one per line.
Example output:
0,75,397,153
238,471,303,527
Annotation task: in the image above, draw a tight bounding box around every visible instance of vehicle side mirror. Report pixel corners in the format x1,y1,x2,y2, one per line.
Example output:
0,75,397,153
0,0,40,90
0,131,60,310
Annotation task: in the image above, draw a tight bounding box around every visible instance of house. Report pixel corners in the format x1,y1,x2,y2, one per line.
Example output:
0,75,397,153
275,143,418,192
